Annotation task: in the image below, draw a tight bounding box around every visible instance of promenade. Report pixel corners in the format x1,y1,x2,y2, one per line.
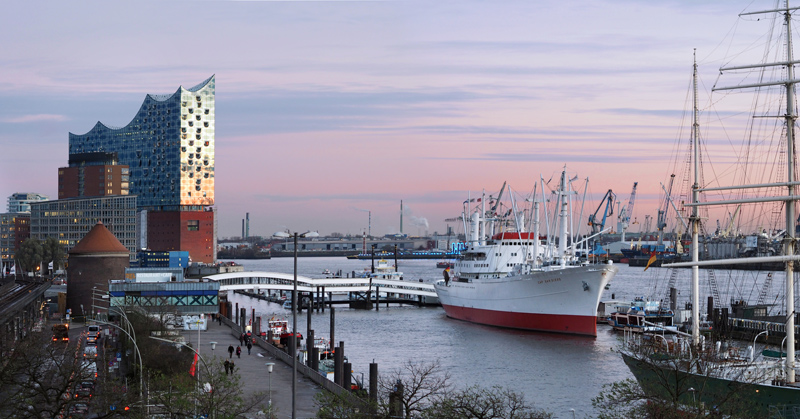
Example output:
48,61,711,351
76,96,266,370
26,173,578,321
188,318,323,418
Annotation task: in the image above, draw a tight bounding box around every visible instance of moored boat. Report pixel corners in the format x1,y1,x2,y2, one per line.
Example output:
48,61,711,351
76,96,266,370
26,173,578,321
620,12,800,414
434,171,618,337
607,297,676,333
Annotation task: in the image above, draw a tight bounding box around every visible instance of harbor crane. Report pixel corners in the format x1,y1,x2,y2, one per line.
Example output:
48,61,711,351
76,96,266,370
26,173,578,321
657,174,687,246
617,182,638,242
588,189,616,235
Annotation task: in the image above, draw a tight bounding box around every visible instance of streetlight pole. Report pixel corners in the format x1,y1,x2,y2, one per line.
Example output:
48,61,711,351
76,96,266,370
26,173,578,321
265,362,274,407
150,336,213,416
292,232,298,419
273,229,318,419
92,318,144,413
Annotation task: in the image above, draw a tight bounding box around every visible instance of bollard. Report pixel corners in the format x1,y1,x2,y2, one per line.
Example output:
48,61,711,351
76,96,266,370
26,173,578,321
369,362,378,414
307,330,315,367
389,379,404,417
312,346,319,371
343,362,352,391
334,344,343,386
307,295,312,342
330,307,335,352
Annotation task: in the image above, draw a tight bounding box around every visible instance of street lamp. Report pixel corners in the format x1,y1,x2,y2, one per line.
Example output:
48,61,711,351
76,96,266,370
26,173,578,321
150,336,213,416
272,229,319,419
265,362,275,407
92,318,145,413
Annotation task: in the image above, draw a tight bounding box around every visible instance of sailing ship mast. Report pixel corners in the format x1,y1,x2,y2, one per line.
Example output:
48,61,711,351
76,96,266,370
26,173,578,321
671,1,800,384
690,49,700,348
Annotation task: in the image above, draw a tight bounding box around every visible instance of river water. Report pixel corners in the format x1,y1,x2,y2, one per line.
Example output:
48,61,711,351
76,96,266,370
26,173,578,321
222,257,777,418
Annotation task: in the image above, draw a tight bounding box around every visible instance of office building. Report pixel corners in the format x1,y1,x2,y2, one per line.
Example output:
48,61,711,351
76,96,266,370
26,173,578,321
0,213,30,275
7,193,49,214
58,152,130,199
30,196,138,260
67,76,216,262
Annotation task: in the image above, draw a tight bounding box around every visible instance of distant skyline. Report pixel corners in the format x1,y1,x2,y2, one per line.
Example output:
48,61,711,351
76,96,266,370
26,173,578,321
0,1,781,238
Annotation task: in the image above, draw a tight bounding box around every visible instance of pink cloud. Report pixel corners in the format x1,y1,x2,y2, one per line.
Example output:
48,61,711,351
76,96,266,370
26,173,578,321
2,114,68,123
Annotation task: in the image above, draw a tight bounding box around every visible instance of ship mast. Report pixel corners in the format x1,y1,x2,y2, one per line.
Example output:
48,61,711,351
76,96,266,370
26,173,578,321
712,1,799,383
691,49,701,347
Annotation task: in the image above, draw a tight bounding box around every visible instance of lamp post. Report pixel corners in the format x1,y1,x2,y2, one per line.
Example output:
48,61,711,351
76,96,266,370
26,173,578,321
273,229,319,419
111,306,139,368
150,336,213,416
92,318,144,413
265,362,275,407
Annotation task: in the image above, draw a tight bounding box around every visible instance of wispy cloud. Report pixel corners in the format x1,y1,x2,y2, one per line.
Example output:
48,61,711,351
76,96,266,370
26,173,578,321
1,114,68,123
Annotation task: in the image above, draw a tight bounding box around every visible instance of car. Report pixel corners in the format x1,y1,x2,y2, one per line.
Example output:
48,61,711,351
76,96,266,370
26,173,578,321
80,360,97,380
82,346,97,358
67,402,89,417
74,381,94,398
87,325,101,339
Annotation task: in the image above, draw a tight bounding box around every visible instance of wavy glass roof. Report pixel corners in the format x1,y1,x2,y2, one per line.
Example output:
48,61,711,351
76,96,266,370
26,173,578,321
68,76,215,210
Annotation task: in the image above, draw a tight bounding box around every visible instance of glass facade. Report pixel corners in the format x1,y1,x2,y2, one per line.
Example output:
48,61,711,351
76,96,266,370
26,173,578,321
109,280,220,315
68,76,215,211
30,196,138,260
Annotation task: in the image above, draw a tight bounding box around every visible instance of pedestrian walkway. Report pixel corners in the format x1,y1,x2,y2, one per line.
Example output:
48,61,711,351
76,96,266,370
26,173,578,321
188,318,323,418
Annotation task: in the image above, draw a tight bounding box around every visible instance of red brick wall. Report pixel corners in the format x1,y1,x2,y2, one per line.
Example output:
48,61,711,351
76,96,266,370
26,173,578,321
147,210,214,263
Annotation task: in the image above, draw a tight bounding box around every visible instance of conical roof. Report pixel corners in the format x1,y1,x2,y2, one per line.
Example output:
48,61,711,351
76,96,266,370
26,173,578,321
69,221,129,255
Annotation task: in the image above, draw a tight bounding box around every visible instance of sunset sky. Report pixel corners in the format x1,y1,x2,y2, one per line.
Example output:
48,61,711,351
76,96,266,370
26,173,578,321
0,1,787,238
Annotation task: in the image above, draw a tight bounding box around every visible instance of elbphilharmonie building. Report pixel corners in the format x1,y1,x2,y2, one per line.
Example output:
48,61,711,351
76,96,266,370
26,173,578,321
65,76,217,262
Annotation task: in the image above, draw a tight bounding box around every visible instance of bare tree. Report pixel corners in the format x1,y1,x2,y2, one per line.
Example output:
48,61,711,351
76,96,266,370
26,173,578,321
316,359,552,419
379,359,452,418
422,385,552,419
147,354,269,418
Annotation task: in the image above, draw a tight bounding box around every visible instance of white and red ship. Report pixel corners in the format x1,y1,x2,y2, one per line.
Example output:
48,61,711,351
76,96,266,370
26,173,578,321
434,170,618,337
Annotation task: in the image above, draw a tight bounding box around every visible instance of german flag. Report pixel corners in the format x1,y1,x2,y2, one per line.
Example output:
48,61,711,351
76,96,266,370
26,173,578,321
189,353,198,377
644,251,657,271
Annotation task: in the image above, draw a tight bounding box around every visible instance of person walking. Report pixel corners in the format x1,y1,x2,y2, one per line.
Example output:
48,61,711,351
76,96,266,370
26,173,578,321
230,360,236,374
246,341,252,355
239,333,245,346
228,344,234,359
236,345,241,358
224,360,230,375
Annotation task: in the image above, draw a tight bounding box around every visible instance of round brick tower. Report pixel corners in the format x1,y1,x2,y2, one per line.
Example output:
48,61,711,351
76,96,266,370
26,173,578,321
66,221,129,319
